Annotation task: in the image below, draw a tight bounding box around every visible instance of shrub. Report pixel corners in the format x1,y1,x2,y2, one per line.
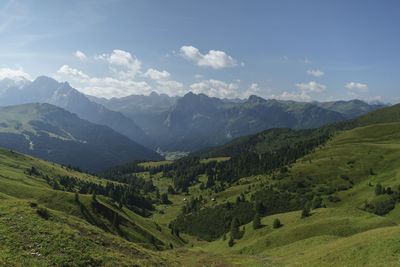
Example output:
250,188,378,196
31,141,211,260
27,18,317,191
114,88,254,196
228,237,234,247
273,218,281,229
253,212,261,229
366,195,395,215
301,207,310,218
37,207,49,220
311,196,322,209
327,195,341,202
375,183,383,196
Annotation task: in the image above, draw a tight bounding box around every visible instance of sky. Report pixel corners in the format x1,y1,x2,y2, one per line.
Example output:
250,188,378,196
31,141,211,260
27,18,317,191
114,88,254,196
0,0,399,103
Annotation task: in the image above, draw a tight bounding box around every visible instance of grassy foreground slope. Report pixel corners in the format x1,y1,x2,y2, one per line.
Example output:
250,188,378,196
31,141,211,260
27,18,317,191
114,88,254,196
0,147,266,266
195,122,400,265
0,147,176,265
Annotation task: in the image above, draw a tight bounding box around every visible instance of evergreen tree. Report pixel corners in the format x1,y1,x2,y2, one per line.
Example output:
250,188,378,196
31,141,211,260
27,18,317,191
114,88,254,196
273,218,281,229
253,212,261,229
311,196,322,209
230,218,240,239
161,193,169,204
301,207,310,218
228,237,234,247
375,183,383,195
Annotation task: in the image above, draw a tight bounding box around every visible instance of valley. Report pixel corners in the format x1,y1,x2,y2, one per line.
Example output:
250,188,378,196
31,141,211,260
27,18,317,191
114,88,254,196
1,103,400,265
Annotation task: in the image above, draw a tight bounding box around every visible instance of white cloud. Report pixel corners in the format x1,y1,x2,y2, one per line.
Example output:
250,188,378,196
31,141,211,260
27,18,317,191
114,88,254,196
57,65,151,98
296,81,326,93
265,81,326,101
180,45,237,69
156,80,185,96
345,82,369,93
190,79,239,98
279,91,311,101
241,83,264,98
307,69,324,77
75,50,87,61
143,68,170,81
95,49,142,79
58,65,89,81
0,66,31,81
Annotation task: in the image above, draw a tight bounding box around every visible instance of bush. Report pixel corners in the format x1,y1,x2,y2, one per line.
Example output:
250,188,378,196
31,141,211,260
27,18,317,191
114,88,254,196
273,218,281,229
311,196,322,209
253,212,261,229
301,207,310,218
365,195,395,215
228,237,234,247
375,183,383,195
37,207,49,220
327,195,341,202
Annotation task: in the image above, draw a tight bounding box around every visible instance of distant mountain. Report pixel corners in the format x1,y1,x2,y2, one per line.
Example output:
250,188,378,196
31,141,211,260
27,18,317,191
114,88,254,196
88,91,178,136
315,99,386,119
0,76,151,147
91,91,385,152
195,103,397,158
147,93,346,151
0,103,162,171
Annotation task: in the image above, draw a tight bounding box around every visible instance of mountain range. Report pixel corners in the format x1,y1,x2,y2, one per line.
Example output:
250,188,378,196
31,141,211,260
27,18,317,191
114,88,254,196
0,76,386,154
0,103,161,171
0,76,151,146
92,91,385,151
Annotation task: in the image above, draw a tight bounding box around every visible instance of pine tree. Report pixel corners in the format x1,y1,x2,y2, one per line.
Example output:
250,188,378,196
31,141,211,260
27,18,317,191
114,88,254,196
230,218,240,239
375,183,383,195
228,237,234,247
273,218,281,229
253,212,261,229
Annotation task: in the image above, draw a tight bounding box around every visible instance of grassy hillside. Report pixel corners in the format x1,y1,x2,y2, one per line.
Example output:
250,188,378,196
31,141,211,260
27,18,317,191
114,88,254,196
0,103,162,171
316,99,386,119
3,106,400,265
0,147,177,264
197,103,400,159
187,122,400,265
0,147,267,266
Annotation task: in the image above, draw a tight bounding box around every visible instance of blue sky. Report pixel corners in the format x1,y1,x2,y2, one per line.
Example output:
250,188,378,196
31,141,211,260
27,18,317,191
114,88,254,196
0,0,399,102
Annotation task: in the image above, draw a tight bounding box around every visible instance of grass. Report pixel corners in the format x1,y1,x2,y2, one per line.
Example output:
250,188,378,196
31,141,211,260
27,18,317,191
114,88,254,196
186,122,400,265
3,122,400,265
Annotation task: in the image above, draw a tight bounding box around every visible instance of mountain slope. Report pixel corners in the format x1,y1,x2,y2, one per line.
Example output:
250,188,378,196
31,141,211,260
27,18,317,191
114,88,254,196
88,91,178,136
0,76,151,146
92,92,383,152
197,103,399,158
316,99,386,119
0,103,162,171
197,122,400,265
150,93,346,151
0,146,266,266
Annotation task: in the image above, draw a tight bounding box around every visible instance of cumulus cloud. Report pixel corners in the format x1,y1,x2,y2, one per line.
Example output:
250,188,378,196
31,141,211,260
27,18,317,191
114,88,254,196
190,79,239,98
95,49,142,79
296,81,326,93
57,65,151,98
345,82,369,93
180,45,237,69
156,80,185,96
307,69,324,77
58,50,185,98
75,50,87,61
58,65,89,80
0,67,31,81
265,81,326,101
143,68,170,81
